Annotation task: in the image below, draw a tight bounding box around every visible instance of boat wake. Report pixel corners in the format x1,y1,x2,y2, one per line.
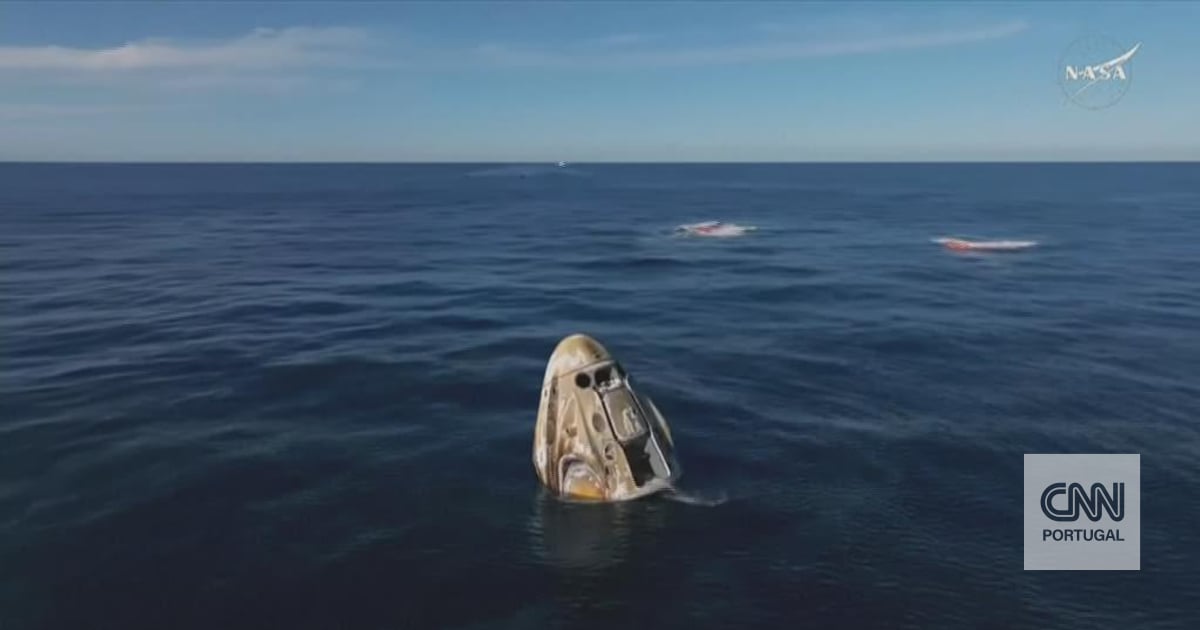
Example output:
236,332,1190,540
662,488,730,507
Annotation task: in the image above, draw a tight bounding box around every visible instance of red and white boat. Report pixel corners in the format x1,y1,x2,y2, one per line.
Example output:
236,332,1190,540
933,237,1038,252
676,221,756,237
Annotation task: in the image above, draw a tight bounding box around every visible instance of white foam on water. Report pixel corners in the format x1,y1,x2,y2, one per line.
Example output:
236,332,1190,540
675,221,757,238
662,488,730,507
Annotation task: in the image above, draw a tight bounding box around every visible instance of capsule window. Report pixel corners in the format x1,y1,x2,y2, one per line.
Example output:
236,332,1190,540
594,366,613,387
575,373,591,389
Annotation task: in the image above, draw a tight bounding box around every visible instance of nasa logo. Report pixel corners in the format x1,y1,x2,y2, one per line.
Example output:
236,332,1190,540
1058,35,1141,110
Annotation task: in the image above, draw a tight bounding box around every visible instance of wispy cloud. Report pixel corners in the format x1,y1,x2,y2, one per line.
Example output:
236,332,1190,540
0,26,371,72
0,103,141,120
580,32,654,48
475,20,1029,69
0,19,1028,105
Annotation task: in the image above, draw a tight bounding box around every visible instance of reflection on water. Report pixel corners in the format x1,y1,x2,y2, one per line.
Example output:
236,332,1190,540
527,491,667,572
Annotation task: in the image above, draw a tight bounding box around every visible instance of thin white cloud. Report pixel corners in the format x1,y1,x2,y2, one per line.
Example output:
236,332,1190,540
0,26,371,72
158,73,363,94
0,20,1027,105
159,73,312,92
0,103,140,120
476,20,1029,69
581,32,654,47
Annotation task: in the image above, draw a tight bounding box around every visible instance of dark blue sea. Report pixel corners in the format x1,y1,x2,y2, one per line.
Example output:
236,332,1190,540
2,163,1198,629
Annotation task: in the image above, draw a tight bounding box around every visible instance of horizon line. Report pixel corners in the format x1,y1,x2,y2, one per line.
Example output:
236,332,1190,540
2,159,1197,165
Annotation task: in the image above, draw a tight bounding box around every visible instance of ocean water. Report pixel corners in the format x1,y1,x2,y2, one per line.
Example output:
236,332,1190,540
2,163,1198,629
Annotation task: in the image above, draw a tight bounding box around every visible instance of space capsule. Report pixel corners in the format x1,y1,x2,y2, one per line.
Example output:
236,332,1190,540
532,334,680,501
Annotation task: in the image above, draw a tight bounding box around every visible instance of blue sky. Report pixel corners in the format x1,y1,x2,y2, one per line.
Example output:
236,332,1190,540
0,1,1196,161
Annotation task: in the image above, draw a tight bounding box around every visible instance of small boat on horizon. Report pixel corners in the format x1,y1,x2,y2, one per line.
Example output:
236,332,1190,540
676,221,757,237
933,237,1038,251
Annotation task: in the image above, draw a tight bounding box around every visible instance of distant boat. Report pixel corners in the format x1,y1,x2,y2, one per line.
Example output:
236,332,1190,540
675,221,757,238
557,161,567,168
933,237,1038,251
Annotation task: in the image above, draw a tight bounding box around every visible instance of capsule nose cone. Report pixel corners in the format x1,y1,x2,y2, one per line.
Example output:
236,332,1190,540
546,333,611,379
